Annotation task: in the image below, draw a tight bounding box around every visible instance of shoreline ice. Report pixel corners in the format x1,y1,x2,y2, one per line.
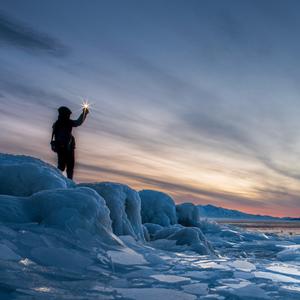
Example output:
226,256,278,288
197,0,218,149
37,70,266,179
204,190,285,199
0,153,299,299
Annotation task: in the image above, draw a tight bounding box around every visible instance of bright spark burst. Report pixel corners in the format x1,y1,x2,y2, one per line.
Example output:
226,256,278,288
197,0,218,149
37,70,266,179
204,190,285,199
81,100,90,110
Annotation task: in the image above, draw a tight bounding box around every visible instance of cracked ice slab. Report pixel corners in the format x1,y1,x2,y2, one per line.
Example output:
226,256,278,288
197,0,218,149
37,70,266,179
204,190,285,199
228,260,256,272
266,263,300,277
116,288,197,300
150,274,190,283
254,271,300,283
107,248,148,265
182,283,209,295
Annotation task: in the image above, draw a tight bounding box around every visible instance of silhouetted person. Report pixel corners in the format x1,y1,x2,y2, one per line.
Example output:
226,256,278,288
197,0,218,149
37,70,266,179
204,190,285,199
51,106,89,179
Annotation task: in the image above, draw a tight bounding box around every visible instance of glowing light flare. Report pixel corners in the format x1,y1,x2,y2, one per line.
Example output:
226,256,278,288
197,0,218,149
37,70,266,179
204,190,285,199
81,100,90,110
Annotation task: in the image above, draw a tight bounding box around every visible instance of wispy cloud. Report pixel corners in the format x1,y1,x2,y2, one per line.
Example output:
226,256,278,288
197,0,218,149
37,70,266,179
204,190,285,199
0,68,73,109
78,162,267,208
1,1,300,217
0,12,69,56
258,155,300,182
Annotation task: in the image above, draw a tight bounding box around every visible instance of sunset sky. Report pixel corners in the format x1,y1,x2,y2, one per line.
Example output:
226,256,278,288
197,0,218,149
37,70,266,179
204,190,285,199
1,0,300,217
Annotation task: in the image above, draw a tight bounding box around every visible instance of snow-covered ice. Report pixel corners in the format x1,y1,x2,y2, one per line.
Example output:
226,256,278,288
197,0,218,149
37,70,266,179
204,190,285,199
0,154,299,300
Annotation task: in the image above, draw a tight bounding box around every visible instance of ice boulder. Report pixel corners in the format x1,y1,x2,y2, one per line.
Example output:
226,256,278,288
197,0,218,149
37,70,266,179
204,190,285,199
277,245,300,261
0,187,113,236
30,187,112,235
151,225,214,255
197,218,223,234
139,190,177,226
176,203,200,227
0,195,31,223
143,223,163,239
0,154,74,196
79,182,145,241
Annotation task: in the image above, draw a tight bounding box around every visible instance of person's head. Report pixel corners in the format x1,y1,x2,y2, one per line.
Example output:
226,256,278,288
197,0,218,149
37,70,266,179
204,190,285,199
58,106,72,120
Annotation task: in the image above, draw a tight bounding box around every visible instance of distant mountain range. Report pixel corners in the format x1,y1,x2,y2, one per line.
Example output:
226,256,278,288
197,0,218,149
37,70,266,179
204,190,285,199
198,204,299,220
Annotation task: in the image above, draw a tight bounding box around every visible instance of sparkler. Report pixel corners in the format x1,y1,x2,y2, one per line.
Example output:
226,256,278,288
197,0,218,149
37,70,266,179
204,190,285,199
81,100,90,117
81,100,90,110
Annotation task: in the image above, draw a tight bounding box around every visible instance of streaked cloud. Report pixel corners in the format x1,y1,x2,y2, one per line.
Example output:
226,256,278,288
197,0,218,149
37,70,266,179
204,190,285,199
0,12,68,56
0,1,299,217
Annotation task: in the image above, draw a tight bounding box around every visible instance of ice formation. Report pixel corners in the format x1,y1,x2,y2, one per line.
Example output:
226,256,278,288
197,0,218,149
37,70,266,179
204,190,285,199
277,245,300,261
0,154,74,196
139,190,177,226
176,202,200,227
150,224,214,255
0,154,299,300
0,187,115,239
80,182,145,241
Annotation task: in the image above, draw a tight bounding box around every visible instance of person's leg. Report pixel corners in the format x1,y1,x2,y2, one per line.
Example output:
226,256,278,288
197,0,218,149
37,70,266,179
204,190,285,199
66,149,75,179
57,148,66,172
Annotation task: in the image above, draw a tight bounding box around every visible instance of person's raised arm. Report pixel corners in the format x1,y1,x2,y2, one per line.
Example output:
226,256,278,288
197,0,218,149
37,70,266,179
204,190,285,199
72,108,89,127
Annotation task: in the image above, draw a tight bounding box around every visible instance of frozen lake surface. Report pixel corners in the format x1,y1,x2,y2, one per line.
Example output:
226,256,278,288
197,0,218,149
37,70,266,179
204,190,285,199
217,220,300,235
0,222,299,300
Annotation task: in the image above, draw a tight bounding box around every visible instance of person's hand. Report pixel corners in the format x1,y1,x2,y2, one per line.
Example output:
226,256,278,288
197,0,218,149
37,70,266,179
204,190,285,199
83,107,89,114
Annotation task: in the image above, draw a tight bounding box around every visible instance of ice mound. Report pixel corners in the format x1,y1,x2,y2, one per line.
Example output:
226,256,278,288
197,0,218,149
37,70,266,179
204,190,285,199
0,187,113,236
139,190,177,226
0,195,31,223
0,153,300,299
197,218,223,234
0,154,74,196
30,187,112,234
176,203,200,227
277,245,300,261
143,223,163,238
150,224,214,255
80,182,145,241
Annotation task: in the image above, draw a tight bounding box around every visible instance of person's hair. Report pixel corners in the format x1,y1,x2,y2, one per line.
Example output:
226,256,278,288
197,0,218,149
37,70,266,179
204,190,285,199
57,106,72,122
58,106,72,114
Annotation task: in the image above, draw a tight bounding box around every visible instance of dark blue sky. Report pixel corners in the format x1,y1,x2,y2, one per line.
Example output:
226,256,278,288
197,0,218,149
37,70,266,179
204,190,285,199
1,0,300,216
